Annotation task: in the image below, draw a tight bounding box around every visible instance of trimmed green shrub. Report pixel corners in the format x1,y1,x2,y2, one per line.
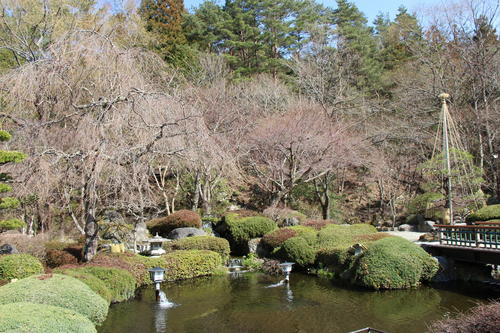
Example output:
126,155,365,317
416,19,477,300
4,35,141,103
289,226,317,246
87,253,149,286
315,224,382,267
467,204,500,222
354,237,439,290
78,266,136,303
0,274,108,324
0,218,24,231
317,224,377,249
0,254,44,280
54,268,112,304
224,213,276,244
162,250,223,281
0,302,96,333
280,237,316,267
164,236,230,259
147,210,202,236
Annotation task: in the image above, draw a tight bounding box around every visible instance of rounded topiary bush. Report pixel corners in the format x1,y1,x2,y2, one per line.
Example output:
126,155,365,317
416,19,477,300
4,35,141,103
147,210,202,236
222,213,277,254
262,207,307,227
0,302,96,333
281,237,316,267
162,250,223,281
79,266,136,303
54,268,112,304
354,237,439,290
0,254,44,280
0,274,108,324
301,219,336,230
164,236,230,260
467,204,500,222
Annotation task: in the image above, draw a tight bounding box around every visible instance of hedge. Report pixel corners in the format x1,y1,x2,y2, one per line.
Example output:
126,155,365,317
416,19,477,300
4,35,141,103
77,266,136,303
164,236,230,260
147,210,202,236
280,237,316,267
0,274,108,324
162,250,223,281
0,302,96,333
88,253,149,286
314,224,379,267
0,254,44,280
54,268,113,304
353,237,439,290
467,204,500,222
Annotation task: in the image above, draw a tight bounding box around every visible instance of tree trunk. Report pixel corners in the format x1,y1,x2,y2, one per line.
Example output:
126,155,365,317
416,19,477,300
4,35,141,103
192,172,200,211
82,210,98,262
321,196,330,220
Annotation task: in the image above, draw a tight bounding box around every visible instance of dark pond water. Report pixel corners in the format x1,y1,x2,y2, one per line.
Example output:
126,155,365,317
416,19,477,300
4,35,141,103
98,273,492,333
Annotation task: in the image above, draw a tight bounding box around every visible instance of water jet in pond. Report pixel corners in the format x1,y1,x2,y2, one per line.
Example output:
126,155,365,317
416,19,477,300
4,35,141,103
158,291,176,309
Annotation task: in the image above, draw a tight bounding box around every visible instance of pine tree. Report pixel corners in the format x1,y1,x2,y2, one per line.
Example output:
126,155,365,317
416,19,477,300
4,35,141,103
139,0,191,65
0,130,26,231
333,0,383,91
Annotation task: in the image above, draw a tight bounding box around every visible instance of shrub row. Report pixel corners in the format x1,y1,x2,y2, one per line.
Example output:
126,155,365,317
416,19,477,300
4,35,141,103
0,302,97,333
0,274,108,325
164,236,230,260
467,204,500,222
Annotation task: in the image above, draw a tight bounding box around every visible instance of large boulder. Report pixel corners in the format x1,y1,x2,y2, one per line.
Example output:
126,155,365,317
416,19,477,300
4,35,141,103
247,238,269,257
168,227,206,240
0,244,17,255
398,224,415,232
418,220,436,232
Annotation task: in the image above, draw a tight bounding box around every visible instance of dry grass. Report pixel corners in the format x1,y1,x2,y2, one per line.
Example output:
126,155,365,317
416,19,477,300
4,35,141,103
428,301,500,333
0,233,49,262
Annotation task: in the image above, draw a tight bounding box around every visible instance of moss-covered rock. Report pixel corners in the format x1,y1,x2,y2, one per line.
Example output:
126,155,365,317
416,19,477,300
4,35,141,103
353,237,438,290
0,274,108,324
147,210,202,236
0,302,97,333
164,236,230,260
467,204,500,222
0,254,44,280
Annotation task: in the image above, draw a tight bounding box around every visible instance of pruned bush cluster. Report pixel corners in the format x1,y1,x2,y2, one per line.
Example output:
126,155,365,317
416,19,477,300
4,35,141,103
0,274,108,324
0,254,44,280
164,236,230,260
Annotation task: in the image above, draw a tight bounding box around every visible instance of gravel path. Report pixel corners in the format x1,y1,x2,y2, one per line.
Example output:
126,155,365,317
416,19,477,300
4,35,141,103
382,231,427,242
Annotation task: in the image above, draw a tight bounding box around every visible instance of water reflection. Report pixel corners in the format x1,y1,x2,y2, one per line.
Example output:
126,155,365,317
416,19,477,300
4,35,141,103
154,304,167,333
98,273,489,333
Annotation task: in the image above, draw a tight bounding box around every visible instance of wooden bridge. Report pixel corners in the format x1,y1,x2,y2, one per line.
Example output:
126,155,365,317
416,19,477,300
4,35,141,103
421,223,500,265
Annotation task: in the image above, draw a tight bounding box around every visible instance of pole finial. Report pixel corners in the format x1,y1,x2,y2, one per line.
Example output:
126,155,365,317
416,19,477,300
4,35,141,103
439,93,450,103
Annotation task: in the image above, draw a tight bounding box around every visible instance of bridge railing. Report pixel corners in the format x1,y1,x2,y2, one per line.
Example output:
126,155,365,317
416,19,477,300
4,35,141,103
436,225,500,249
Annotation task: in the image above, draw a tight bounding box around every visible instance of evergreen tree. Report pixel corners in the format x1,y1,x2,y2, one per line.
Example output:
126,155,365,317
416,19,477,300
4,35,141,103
378,7,423,71
0,130,26,231
185,0,331,78
139,0,193,65
333,0,383,91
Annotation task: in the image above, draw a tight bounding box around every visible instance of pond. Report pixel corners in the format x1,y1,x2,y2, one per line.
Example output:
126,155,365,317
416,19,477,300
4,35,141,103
98,273,490,333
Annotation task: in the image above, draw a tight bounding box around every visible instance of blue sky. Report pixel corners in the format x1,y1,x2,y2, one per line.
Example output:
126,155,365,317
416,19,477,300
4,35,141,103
100,0,444,25
181,0,443,24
